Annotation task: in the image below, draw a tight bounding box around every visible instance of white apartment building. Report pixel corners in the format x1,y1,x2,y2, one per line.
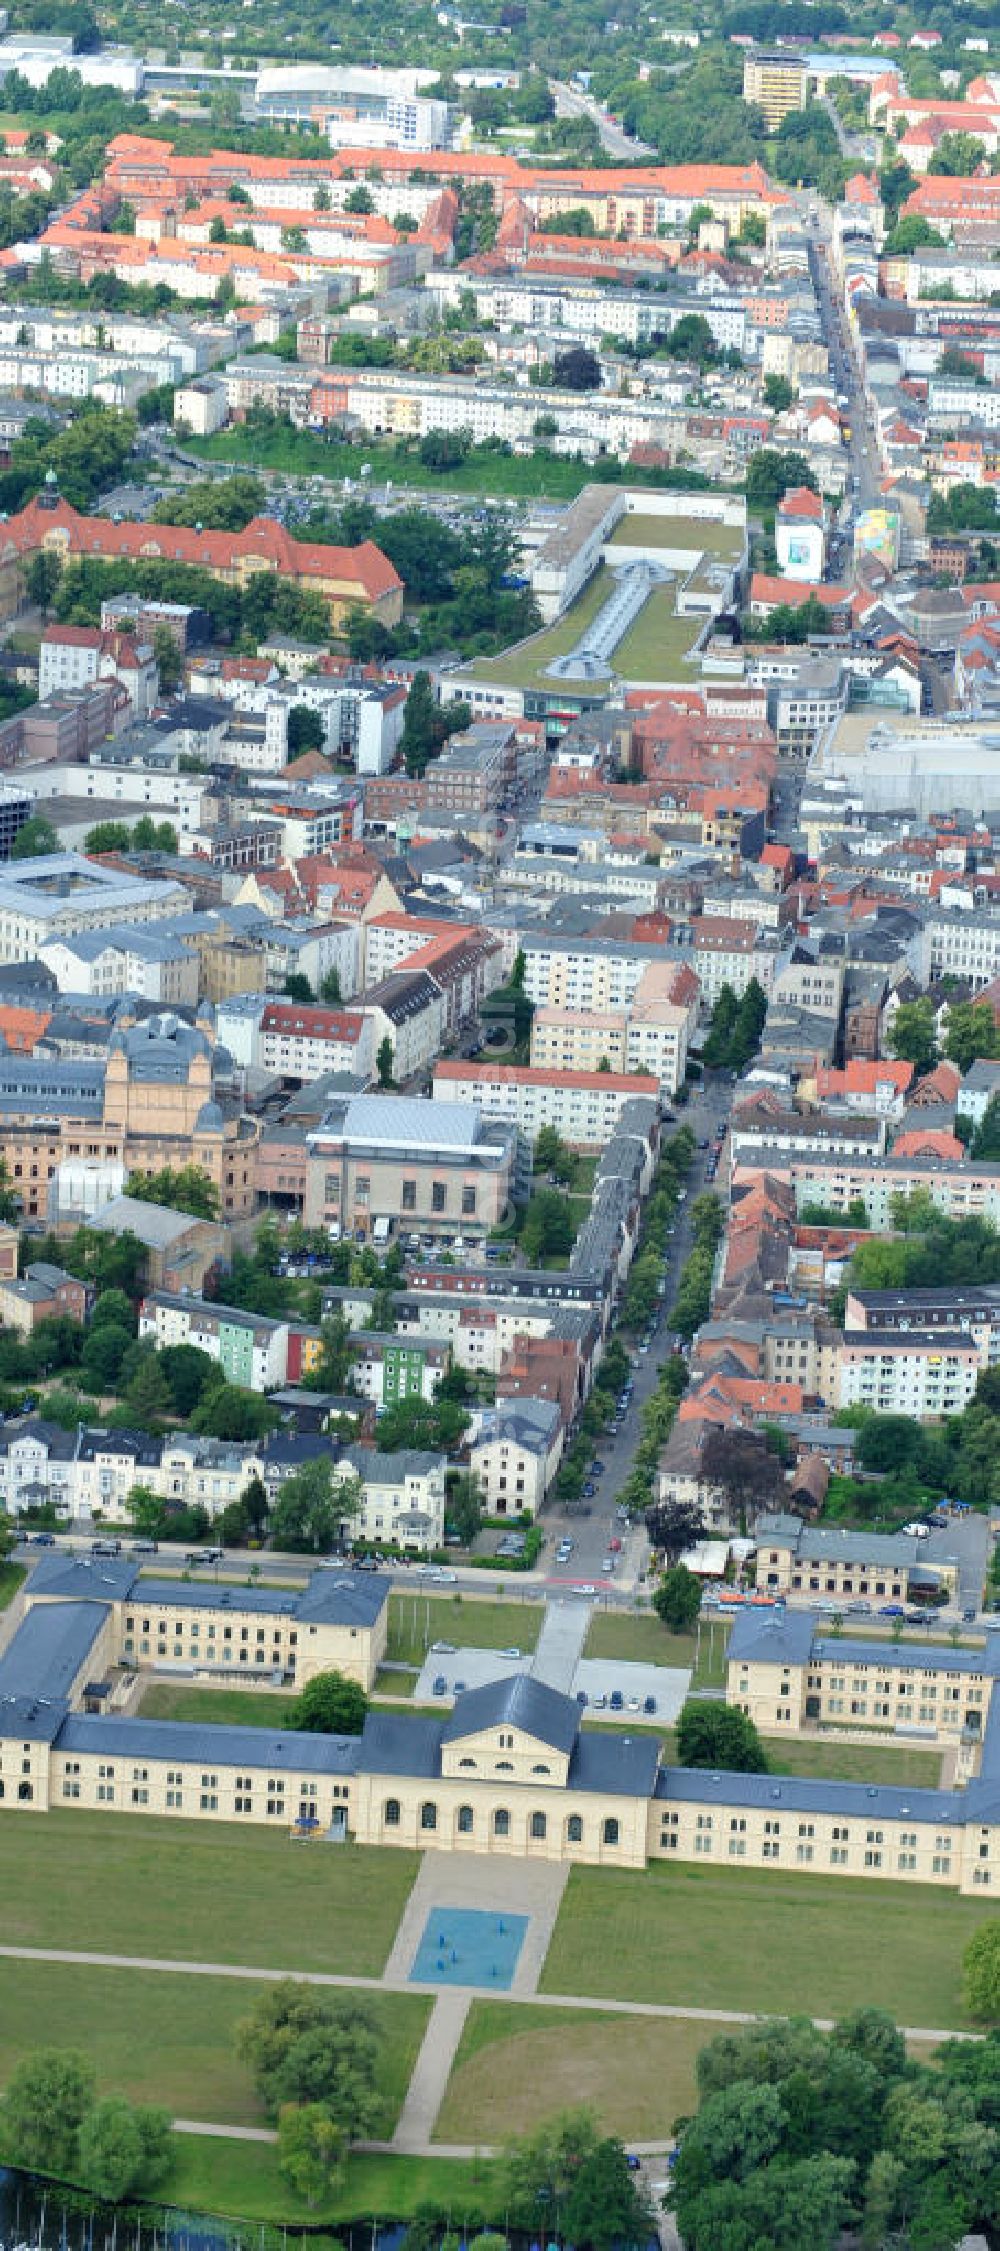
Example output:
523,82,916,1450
624,998,690,1096
0,858,187,965
334,369,697,463
467,1399,564,1520
331,1447,446,1551
431,1060,660,1156
837,1329,981,1419
39,928,200,1007
521,937,659,1013
28,760,210,835
424,270,747,355
257,1002,373,1083
391,1290,567,1378
921,910,1000,992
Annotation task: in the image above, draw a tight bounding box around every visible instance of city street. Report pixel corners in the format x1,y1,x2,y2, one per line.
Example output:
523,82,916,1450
539,1084,731,1589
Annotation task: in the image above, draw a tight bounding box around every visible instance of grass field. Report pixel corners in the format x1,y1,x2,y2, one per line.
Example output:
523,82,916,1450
469,562,702,690
584,1611,730,1685
0,1561,24,1608
613,586,704,679
435,2001,707,2144
0,1810,416,1975
387,1590,542,1665
607,513,743,558
469,567,615,688
186,425,710,507
165,2136,501,2226
584,1612,698,1668
582,1717,941,1789
0,1961,428,2135
540,1861,991,2028
140,1682,298,1726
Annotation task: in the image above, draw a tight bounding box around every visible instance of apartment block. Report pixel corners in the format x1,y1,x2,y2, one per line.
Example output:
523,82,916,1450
836,1328,981,1418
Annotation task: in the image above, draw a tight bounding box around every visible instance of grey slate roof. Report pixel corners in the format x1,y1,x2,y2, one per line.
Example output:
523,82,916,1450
28,1553,141,1603
0,1599,110,1703
728,1606,1000,1680
653,1763,962,1824
55,1711,363,1776
360,1708,444,1777
130,1569,391,1630
567,1730,661,1798
86,1196,208,1247
442,1674,581,1755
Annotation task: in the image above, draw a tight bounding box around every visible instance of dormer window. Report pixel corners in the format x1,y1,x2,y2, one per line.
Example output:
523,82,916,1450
498,1732,514,1749
531,1764,551,1775
496,1759,514,1772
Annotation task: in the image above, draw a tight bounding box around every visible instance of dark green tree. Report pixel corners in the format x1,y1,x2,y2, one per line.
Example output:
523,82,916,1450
288,1670,368,1735
653,1563,702,1633
675,1700,769,1773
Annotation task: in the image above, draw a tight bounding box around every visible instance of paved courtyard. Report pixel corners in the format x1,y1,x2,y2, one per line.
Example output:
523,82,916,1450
413,1647,525,1701
413,1643,690,1722
573,1658,690,1723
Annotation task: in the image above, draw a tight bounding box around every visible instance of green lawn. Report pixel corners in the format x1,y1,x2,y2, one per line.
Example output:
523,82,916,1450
541,1862,994,2028
469,562,702,691
583,1610,730,1683
584,1612,698,1668
0,1961,427,2135
607,512,743,559
165,2136,501,2226
140,1682,297,1726
435,2000,707,2143
187,424,711,507
0,1561,24,1608
469,566,617,688
0,1810,416,1975
387,1590,542,1665
582,1720,941,1789
376,1664,420,1696
613,585,703,679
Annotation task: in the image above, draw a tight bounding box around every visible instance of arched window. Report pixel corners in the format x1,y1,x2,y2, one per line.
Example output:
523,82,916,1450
384,1797,400,1826
531,1763,550,1775
17,1782,32,1802
459,1756,476,1769
567,1813,583,1844
458,1804,474,1834
494,1807,510,1837
496,1759,514,1771
531,1811,547,1840
603,1816,620,1847
420,1801,437,1831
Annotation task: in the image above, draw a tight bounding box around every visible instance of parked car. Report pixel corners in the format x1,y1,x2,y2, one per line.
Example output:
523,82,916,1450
93,1538,122,1556
879,1603,905,1617
643,1695,657,1715
432,1675,448,1696
31,1531,55,1546
609,1689,623,1711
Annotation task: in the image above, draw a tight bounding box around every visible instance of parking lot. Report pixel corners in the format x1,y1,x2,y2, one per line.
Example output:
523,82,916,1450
572,1658,691,1723
411,1641,691,1720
